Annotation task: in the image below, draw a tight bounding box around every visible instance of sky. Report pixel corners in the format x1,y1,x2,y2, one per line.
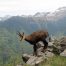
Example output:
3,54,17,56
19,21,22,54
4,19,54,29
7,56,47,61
0,0,66,17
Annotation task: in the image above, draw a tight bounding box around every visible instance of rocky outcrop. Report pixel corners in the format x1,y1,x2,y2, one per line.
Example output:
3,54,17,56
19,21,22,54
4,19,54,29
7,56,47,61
22,37,66,65
22,52,54,66
52,37,66,54
59,37,66,51
22,41,54,66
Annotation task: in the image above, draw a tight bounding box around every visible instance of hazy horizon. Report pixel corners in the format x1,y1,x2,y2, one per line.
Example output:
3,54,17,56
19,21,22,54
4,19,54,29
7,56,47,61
0,0,66,17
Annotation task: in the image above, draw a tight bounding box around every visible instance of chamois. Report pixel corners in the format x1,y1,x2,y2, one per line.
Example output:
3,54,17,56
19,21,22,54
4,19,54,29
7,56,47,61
18,30,50,56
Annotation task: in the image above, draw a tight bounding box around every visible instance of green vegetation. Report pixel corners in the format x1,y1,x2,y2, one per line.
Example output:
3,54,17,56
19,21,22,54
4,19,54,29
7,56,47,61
0,28,32,66
39,55,66,66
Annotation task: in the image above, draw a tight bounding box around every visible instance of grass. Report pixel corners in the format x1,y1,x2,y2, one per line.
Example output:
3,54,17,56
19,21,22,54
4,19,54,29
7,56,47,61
23,55,66,66
40,55,66,66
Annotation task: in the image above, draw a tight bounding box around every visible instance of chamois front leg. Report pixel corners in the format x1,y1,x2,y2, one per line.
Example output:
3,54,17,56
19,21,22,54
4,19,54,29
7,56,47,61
42,40,48,53
33,44,37,56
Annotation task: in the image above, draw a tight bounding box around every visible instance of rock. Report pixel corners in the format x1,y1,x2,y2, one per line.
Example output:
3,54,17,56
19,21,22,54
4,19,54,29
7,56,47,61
26,56,38,65
48,42,54,47
22,51,54,66
36,41,44,48
37,47,44,56
45,51,54,57
26,56,45,65
53,37,66,54
37,41,54,48
60,49,66,57
59,37,66,51
37,41,54,52
22,54,45,66
60,37,66,45
47,48,53,52
22,54,31,63
47,42,54,52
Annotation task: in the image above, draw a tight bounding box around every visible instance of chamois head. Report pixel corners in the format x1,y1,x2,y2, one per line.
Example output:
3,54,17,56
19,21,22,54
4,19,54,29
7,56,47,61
18,32,25,41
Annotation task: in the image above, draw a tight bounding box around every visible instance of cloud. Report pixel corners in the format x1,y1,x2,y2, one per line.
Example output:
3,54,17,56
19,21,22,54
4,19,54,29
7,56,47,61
0,0,66,16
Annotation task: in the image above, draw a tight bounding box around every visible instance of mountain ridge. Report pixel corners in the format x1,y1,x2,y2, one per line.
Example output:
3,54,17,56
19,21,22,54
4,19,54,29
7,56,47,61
0,7,66,22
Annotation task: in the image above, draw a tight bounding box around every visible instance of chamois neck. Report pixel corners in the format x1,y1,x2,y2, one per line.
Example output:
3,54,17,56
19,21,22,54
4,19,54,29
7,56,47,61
24,35,32,42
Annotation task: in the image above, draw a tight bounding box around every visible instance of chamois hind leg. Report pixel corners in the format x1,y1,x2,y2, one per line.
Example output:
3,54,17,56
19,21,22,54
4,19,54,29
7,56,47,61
33,44,37,56
42,40,48,53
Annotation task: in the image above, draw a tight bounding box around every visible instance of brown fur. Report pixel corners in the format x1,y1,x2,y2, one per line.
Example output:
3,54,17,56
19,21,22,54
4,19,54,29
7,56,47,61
18,30,49,56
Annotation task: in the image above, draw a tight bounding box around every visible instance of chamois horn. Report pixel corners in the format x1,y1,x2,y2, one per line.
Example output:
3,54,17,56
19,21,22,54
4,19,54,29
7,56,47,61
17,31,24,41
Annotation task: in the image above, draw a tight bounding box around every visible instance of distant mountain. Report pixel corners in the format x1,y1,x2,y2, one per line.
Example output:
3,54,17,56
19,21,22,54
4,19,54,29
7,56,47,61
0,7,66,35
32,7,66,22
0,15,11,21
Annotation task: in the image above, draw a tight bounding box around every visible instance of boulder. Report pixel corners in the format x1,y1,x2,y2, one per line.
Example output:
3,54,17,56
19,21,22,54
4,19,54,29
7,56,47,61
52,37,66,54
22,51,54,66
22,54,31,63
60,49,66,57
48,42,54,47
59,37,66,51
26,56,45,66
22,54,45,66
45,51,54,58
37,41,54,48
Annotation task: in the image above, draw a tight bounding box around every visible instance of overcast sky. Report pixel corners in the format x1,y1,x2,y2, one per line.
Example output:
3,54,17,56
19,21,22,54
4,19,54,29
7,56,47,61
0,0,66,17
